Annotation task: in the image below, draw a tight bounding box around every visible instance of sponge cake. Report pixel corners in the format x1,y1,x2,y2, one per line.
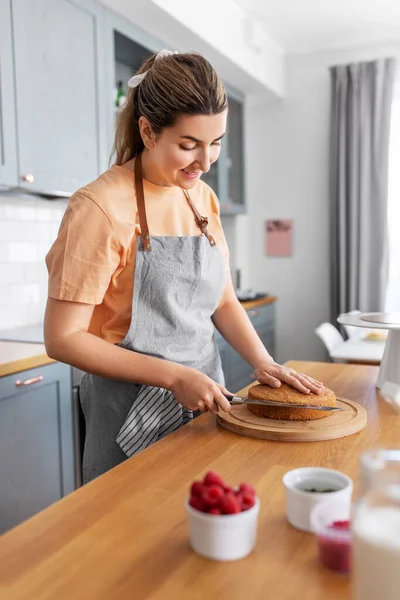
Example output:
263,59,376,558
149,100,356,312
247,383,336,421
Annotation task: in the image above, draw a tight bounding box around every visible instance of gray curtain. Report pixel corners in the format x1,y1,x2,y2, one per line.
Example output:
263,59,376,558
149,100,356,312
329,57,396,324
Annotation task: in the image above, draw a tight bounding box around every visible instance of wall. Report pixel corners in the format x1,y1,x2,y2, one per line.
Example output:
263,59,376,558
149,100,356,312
0,193,67,330
247,42,400,363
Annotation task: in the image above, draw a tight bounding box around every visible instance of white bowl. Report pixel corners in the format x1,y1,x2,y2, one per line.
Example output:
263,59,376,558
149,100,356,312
185,497,260,561
282,467,353,533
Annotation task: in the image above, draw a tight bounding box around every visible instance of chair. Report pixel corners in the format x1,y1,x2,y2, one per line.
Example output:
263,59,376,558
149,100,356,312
315,323,345,360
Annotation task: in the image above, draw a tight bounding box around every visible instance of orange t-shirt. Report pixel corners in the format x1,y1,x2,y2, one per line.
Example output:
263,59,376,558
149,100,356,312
46,160,230,344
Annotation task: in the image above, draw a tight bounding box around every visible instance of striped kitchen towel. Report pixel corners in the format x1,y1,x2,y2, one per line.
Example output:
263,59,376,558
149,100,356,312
116,384,193,457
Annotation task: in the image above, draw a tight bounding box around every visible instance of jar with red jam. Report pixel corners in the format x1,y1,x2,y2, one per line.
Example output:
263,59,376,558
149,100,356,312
310,500,352,573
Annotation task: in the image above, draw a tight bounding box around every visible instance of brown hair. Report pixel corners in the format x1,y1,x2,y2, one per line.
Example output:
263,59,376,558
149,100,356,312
112,52,227,166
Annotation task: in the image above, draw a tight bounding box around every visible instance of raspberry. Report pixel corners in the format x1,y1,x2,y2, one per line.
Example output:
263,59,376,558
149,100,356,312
201,485,224,507
203,470,225,487
240,492,256,511
208,508,222,515
220,493,240,514
330,520,350,530
239,483,256,497
189,496,206,512
223,484,233,494
190,481,205,497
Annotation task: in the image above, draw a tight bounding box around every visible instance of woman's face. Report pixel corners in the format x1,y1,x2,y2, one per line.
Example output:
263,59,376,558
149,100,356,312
141,110,228,189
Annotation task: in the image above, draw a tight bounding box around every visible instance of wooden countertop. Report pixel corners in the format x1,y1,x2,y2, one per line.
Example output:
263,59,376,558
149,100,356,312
0,342,54,377
1,361,397,600
240,295,276,311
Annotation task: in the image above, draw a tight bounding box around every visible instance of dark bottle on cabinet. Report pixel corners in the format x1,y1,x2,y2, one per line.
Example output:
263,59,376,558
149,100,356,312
115,81,127,107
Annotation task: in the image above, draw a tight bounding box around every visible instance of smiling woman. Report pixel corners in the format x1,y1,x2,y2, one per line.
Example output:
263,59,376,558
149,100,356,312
44,50,323,484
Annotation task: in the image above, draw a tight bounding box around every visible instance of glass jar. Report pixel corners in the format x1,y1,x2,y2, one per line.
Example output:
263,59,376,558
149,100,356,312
353,449,400,600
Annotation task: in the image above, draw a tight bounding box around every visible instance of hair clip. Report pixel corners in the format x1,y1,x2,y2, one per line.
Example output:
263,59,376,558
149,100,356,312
127,72,147,89
127,49,179,88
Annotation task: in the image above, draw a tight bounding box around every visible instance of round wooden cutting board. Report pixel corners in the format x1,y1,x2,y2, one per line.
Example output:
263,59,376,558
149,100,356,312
216,397,367,442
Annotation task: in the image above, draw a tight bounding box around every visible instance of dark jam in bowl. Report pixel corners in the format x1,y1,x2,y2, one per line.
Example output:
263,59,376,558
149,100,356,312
296,481,341,493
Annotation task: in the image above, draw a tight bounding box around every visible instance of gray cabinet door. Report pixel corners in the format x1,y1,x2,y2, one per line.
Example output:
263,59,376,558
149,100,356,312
226,95,245,213
220,86,246,215
0,0,18,186
0,362,75,533
11,0,108,195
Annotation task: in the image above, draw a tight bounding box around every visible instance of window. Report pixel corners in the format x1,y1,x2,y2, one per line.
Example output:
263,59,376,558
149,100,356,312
385,81,400,312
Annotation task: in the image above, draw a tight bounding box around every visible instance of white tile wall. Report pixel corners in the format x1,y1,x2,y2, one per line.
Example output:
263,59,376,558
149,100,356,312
0,192,68,330
0,192,243,330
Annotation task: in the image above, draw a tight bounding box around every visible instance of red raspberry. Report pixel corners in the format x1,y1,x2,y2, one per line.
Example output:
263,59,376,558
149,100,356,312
330,520,350,530
201,485,224,507
189,496,206,512
221,493,240,514
223,484,234,494
240,492,256,511
208,508,222,515
203,470,225,487
239,483,256,497
190,481,205,497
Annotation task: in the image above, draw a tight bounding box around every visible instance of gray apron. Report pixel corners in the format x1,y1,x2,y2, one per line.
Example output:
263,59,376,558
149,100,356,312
80,155,226,483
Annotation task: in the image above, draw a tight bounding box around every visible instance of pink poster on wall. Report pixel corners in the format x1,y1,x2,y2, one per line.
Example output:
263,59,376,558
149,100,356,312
266,219,293,257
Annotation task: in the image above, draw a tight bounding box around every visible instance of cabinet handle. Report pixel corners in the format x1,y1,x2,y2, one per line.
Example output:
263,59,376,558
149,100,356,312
248,310,259,317
22,173,35,183
15,375,44,387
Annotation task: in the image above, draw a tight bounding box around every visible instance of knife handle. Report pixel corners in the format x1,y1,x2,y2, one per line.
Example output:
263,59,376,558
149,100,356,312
223,394,244,404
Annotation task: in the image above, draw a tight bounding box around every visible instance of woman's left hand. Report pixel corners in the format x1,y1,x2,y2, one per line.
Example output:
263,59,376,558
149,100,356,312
253,362,324,395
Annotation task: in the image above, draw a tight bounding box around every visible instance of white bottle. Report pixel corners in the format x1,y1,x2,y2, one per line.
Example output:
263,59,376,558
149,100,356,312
353,505,400,600
353,449,400,600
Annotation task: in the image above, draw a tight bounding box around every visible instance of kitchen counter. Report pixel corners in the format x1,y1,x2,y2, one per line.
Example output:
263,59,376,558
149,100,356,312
0,297,276,379
1,361,398,600
0,297,277,345
239,295,276,311
0,342,54,377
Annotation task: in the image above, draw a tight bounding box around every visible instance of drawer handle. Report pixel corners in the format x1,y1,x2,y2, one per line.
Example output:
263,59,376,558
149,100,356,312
248,310,259,317
15,375,44,387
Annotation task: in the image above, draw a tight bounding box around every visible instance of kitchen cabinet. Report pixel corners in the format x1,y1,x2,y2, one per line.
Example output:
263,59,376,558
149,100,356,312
9,0,108,195
215,301,275,392
0,362,75,533
202,86,246,215
103,9,163,157
1,0,247,206
0,0,18,187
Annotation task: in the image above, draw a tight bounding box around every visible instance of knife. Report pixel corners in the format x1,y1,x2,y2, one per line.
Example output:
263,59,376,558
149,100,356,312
224,394,342,412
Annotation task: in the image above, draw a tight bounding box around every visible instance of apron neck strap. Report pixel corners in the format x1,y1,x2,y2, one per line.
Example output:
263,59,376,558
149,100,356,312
134,153,216,249
183,190,216,247
134,154,151,251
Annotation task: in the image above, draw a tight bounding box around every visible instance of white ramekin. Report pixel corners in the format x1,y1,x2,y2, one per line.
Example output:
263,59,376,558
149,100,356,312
185,497,260,561
282,467,353,533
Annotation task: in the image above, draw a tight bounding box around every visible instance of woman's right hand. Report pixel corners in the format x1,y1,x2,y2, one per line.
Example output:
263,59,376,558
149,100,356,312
170,367,232,415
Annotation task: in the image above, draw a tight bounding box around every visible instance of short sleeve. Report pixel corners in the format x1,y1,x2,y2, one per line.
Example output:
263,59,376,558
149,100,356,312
46,192,120,305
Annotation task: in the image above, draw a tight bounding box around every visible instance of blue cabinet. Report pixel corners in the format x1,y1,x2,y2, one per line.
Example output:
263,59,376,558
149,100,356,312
8,0,108,194
200,86,246,215
215,302,275,393
0,0,18,187
0,362,75,533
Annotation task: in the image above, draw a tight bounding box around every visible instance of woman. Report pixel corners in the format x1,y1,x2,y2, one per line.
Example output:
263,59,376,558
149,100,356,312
45,50,323,483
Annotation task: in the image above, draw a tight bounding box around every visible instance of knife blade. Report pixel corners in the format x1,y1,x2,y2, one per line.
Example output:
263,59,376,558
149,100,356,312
224,394,342,412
